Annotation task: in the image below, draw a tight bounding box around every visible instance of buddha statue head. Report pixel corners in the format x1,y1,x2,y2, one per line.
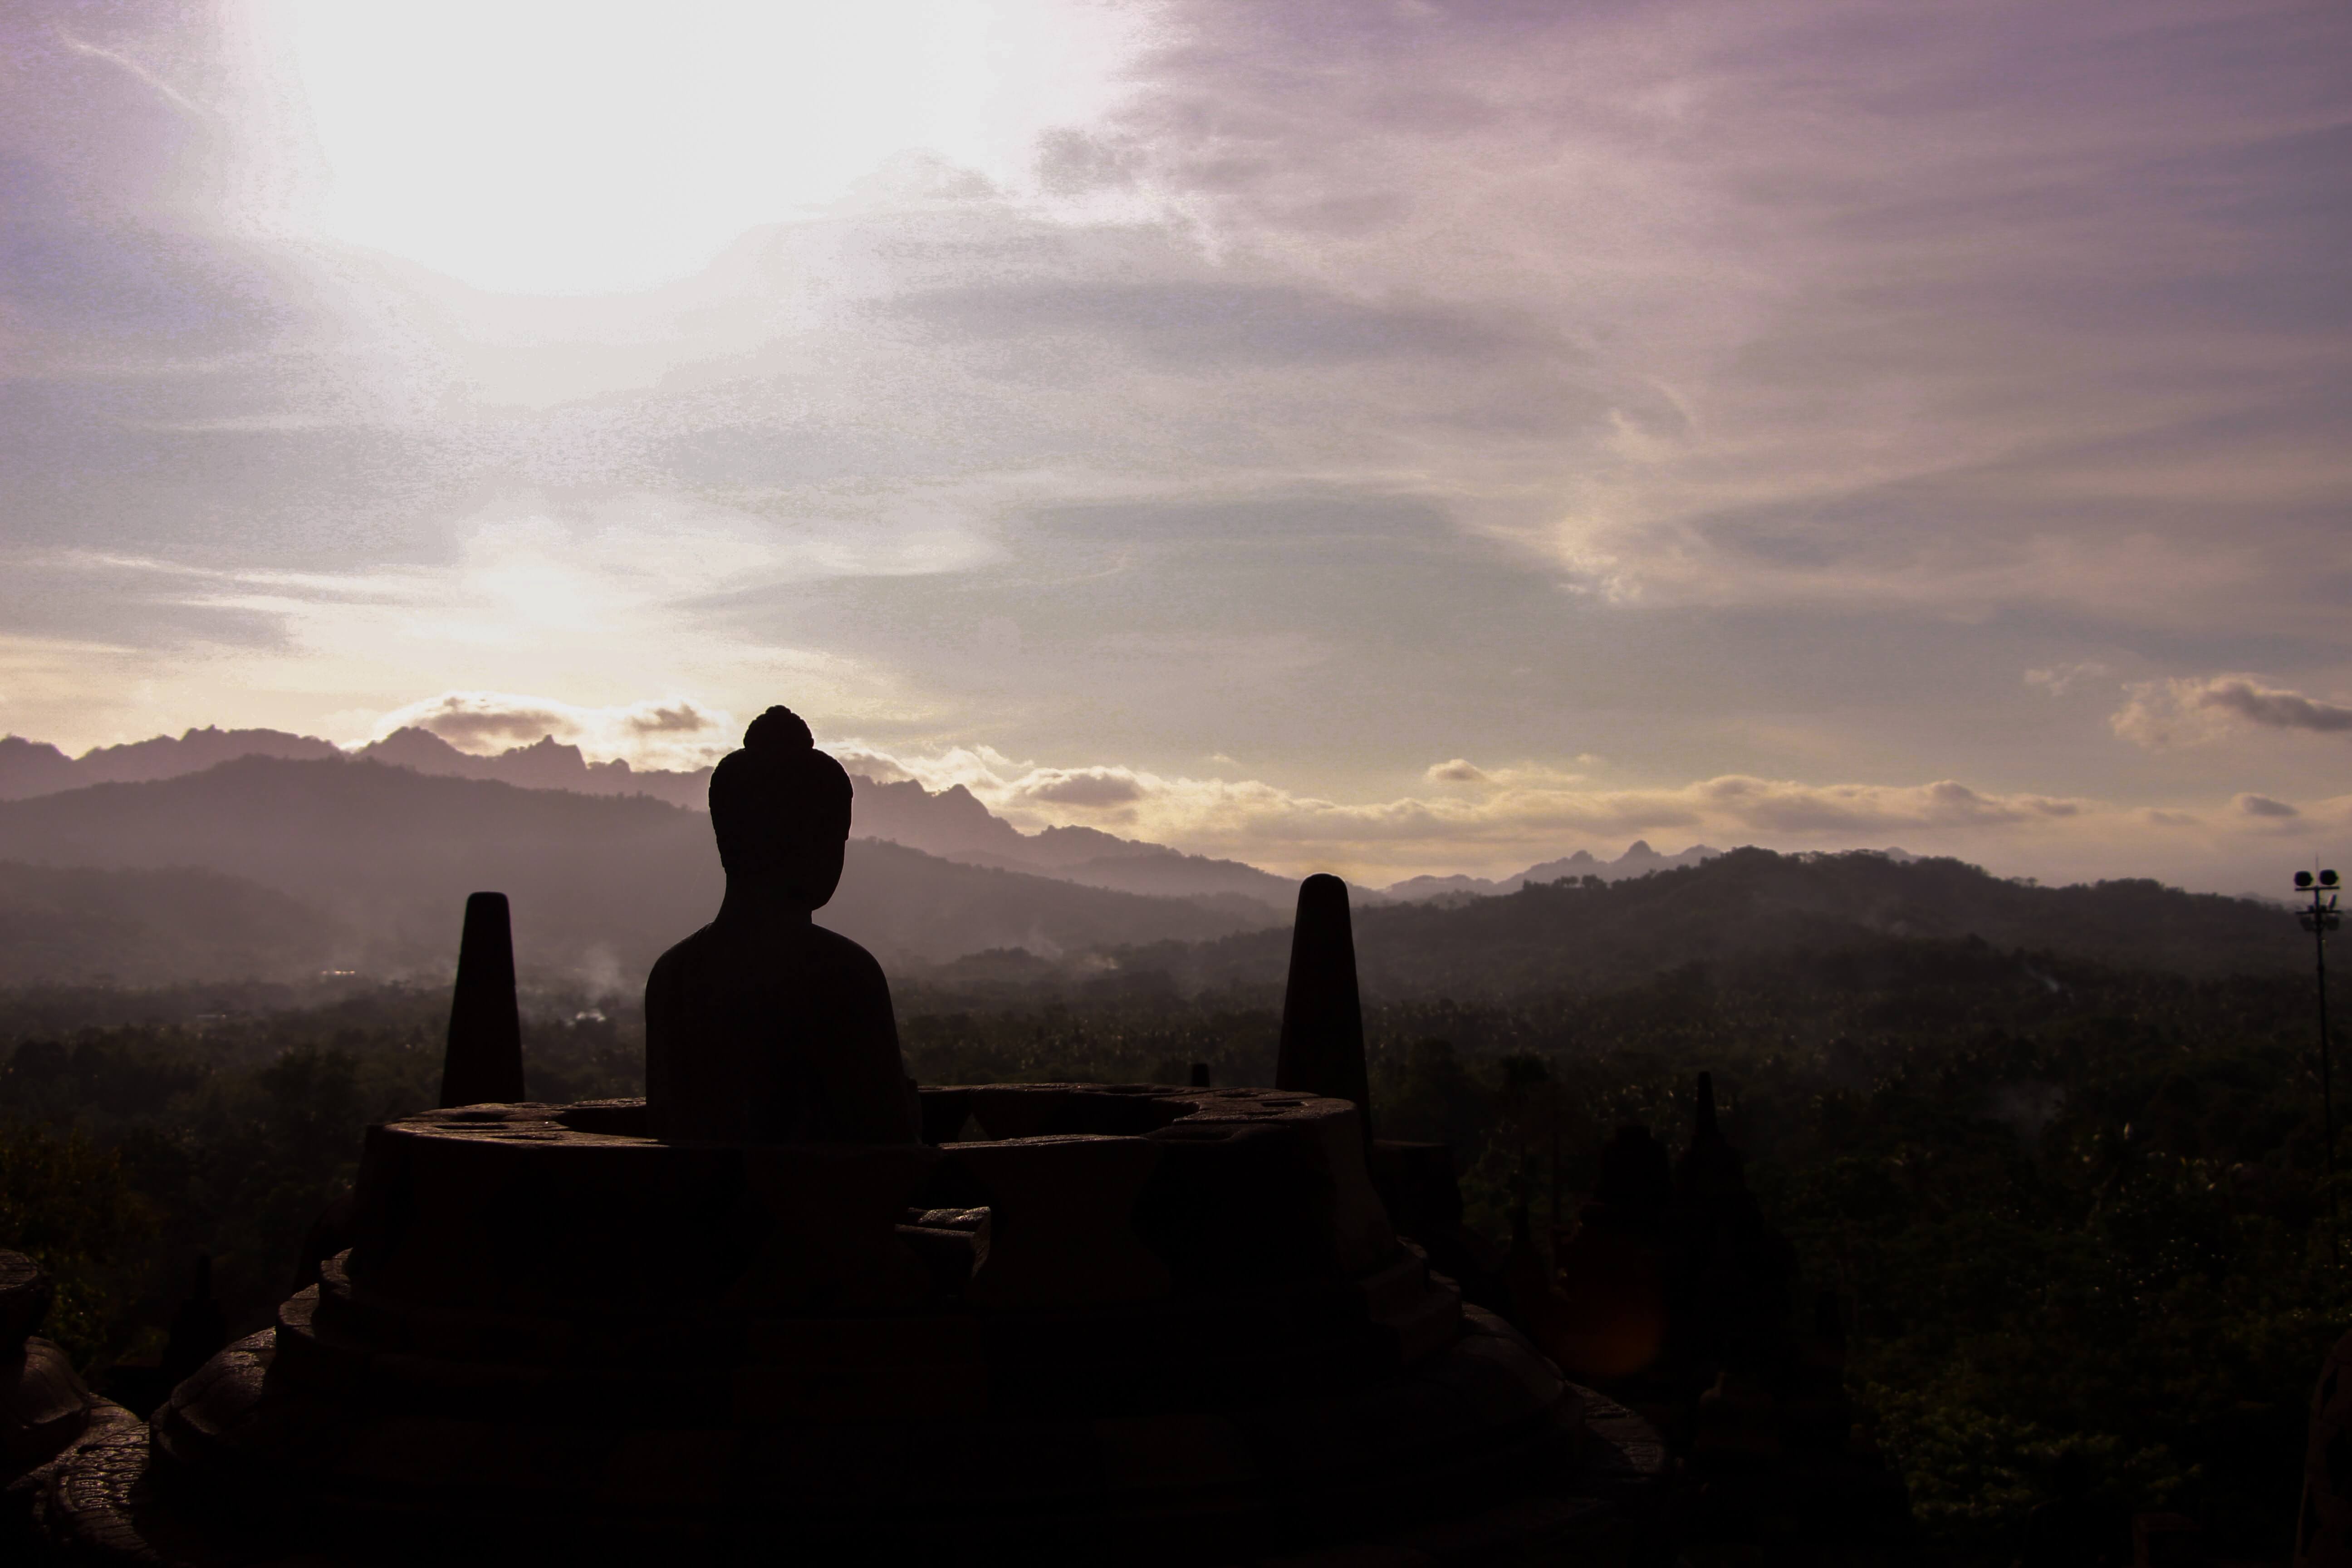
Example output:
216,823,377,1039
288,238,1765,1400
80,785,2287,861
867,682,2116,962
707,706,854,909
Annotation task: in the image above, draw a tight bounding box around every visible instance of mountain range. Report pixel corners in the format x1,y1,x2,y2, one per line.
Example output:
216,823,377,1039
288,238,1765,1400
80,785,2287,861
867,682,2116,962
0,745,2303,993
0,726,706,806
0,757,1269,985
0,725,1720,909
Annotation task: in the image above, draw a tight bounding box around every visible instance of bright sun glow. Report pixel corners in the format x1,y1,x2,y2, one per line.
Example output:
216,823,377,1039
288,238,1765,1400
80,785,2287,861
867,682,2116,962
266,0,1144,296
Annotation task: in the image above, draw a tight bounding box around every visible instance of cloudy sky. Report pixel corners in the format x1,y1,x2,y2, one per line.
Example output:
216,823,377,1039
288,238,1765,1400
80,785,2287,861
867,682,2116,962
4,0,2348,889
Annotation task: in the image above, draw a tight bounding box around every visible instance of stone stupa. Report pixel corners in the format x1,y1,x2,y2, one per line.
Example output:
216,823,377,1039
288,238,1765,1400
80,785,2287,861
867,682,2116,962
25,710,1666,1565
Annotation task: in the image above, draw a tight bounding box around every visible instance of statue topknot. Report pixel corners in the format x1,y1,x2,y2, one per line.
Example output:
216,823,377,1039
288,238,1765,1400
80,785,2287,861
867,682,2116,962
708,704,852,881
742,704,814,753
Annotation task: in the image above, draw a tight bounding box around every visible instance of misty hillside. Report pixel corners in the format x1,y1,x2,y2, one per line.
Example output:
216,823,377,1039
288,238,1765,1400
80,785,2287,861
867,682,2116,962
832,839,1270,965
948,839,1304,909
1083,848,2305,999
0,863,342,986
0,758,1275,983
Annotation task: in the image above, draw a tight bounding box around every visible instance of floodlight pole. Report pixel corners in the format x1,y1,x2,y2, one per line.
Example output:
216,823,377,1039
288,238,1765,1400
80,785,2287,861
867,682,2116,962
2316,893,2337,1184
2297,871,2343,1207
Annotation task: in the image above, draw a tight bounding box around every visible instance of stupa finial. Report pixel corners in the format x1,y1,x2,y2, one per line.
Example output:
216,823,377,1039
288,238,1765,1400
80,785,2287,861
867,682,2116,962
1276,874,1371,1130
440,892,524,1107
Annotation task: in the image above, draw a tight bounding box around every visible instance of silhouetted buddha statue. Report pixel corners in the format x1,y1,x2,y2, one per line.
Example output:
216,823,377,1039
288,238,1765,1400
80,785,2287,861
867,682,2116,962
644,706,916,1143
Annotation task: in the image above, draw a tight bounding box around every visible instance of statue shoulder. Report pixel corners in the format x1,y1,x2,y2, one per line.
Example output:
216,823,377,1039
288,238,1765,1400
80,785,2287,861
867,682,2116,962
646,925,722,993
806,923,889,985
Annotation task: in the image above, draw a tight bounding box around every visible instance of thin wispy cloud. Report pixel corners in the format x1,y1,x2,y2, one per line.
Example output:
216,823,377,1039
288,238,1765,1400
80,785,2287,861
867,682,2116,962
2114,676,2352,750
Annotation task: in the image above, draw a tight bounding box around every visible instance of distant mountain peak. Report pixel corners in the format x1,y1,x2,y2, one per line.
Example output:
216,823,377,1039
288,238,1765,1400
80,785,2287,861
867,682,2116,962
0,726,340,799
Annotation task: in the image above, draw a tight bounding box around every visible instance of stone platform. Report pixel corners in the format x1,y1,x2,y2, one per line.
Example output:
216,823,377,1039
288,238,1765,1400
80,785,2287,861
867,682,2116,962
34,1086,1664,1564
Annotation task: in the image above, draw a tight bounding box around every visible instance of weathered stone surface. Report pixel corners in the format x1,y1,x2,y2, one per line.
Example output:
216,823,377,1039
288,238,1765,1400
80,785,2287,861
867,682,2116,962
54,1371,1657,1566
37,1092,1663,1566
2298,1326,2352,1566
0,1252,52,1351
346,1090,1398,1322
959,1135,1170,1310
3,1394,137,1559
895,1222,981,1296
1137,1121,1340,1290
348,1106,940,1316
3,1338,95,1480
0,1254,116,1558
24,1406,192,1567
1302,1107,1396,1274
721,1143,940,1313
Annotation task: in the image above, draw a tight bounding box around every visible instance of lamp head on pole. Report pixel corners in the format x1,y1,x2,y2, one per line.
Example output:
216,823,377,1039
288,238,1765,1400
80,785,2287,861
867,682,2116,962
2301,867,2346,933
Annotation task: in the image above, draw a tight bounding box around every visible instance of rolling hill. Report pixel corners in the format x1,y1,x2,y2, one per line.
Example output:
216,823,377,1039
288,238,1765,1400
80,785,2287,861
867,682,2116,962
1382,839,1728,900
1087,847,2306,999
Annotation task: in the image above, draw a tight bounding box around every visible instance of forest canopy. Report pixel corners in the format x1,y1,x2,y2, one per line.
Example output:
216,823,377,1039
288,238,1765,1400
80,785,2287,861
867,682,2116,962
0,860,2337,1562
